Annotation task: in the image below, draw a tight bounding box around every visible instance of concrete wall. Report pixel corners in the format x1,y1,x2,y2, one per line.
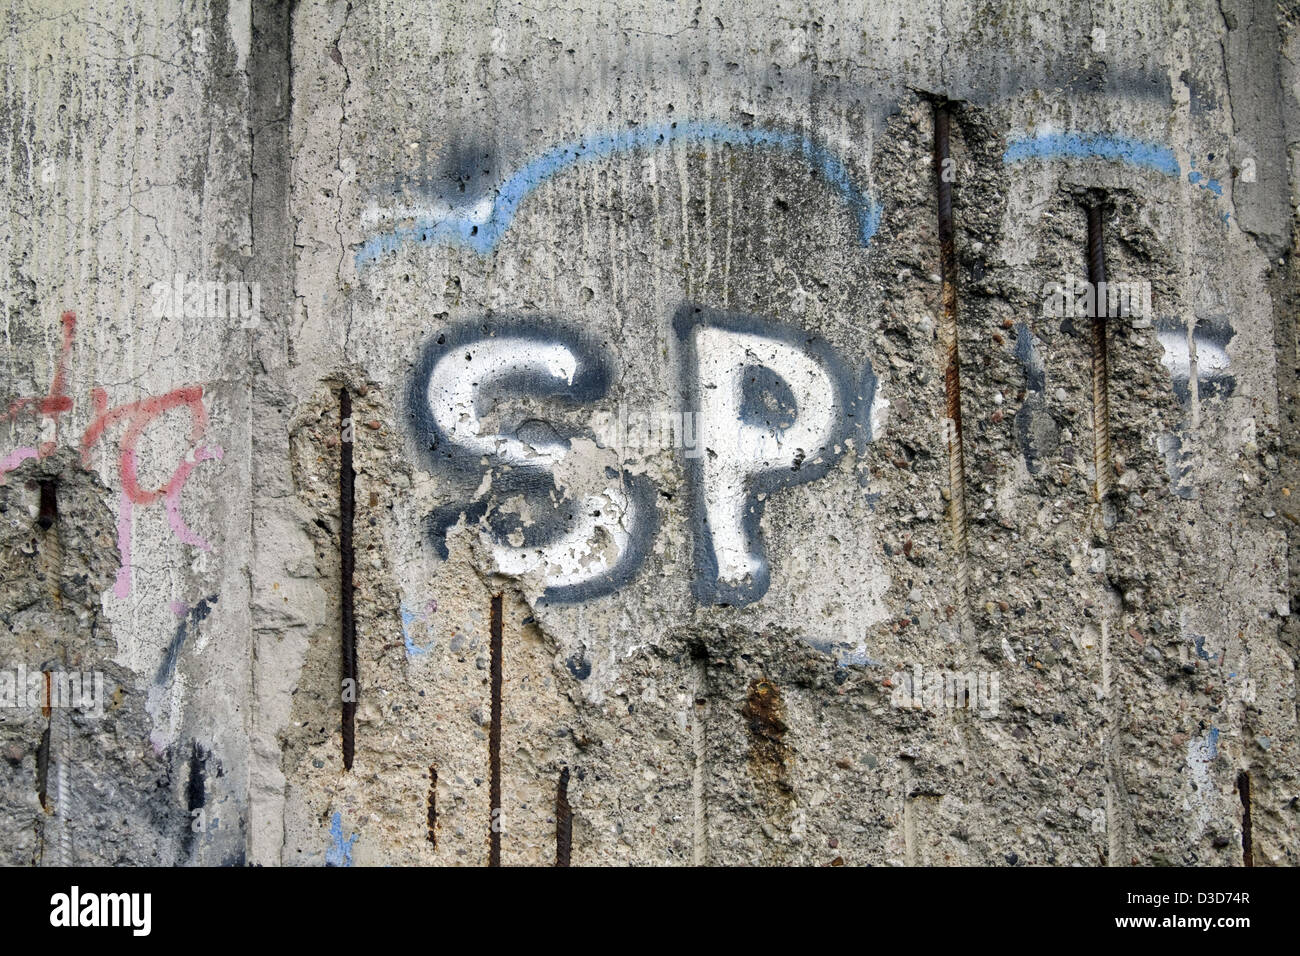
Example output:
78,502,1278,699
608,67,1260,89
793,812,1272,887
1,0,1297,866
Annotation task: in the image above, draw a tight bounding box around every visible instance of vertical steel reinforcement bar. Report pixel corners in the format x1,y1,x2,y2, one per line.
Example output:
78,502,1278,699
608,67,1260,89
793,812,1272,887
340,387,357,770
933,101,971,626
488,592,503,866
1086,203,1114,506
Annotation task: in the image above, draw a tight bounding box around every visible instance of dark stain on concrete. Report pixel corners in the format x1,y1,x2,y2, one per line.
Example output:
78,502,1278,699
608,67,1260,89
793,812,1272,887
155,595,218,687
741,677,792,796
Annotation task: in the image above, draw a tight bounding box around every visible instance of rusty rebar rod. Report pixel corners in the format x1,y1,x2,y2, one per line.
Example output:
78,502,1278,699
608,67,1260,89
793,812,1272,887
555,767,573,866
340,387,357,771
488,592,503,866
1238,771,1253,867
37,478,57,530
1086,204,1113,505
427,765,437,847
933,101,971,624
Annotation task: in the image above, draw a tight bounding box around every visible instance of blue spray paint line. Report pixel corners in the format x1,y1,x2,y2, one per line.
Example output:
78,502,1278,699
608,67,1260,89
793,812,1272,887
401,604,432,657
356,121,883,265
1187,170,1223,195
1187,161,1224,197
1206,727,1220,759
325,812,358,866
1003,133,1180,177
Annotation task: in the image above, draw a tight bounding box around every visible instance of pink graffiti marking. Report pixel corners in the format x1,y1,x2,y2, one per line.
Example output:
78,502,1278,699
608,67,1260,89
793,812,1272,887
82,384,209,503
1,310,76,481
0,311,224,597
0,446,39,480
163,445,224,548
2,310,75,423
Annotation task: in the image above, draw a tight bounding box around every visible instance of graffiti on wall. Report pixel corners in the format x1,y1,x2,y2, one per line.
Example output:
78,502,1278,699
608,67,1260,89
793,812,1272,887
675,305,875,604
0,311,224,596
1005,128,1239,498
406,321,658,603
403,310,877,606
1003,130,1232,222
365,120,1239,607
357,120,882,265
364,121,885,606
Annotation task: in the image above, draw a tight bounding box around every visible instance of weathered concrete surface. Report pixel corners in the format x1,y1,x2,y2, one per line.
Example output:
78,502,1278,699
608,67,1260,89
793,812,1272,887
0,0,252,865
2,0,1298,866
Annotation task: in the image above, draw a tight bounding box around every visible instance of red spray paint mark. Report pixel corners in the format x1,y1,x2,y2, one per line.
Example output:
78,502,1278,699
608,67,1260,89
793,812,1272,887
1,311,224,596
2,311,76,459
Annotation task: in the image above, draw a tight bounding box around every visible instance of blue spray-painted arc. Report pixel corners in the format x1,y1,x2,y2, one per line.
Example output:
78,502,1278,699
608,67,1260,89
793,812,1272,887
1002,132,1181,177
356,121,884,266
1004,132,1232,223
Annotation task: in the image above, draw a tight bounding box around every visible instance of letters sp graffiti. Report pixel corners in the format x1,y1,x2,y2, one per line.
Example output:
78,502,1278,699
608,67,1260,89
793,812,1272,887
374,120,883,606
381,119,1230,605
406,309,876,606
